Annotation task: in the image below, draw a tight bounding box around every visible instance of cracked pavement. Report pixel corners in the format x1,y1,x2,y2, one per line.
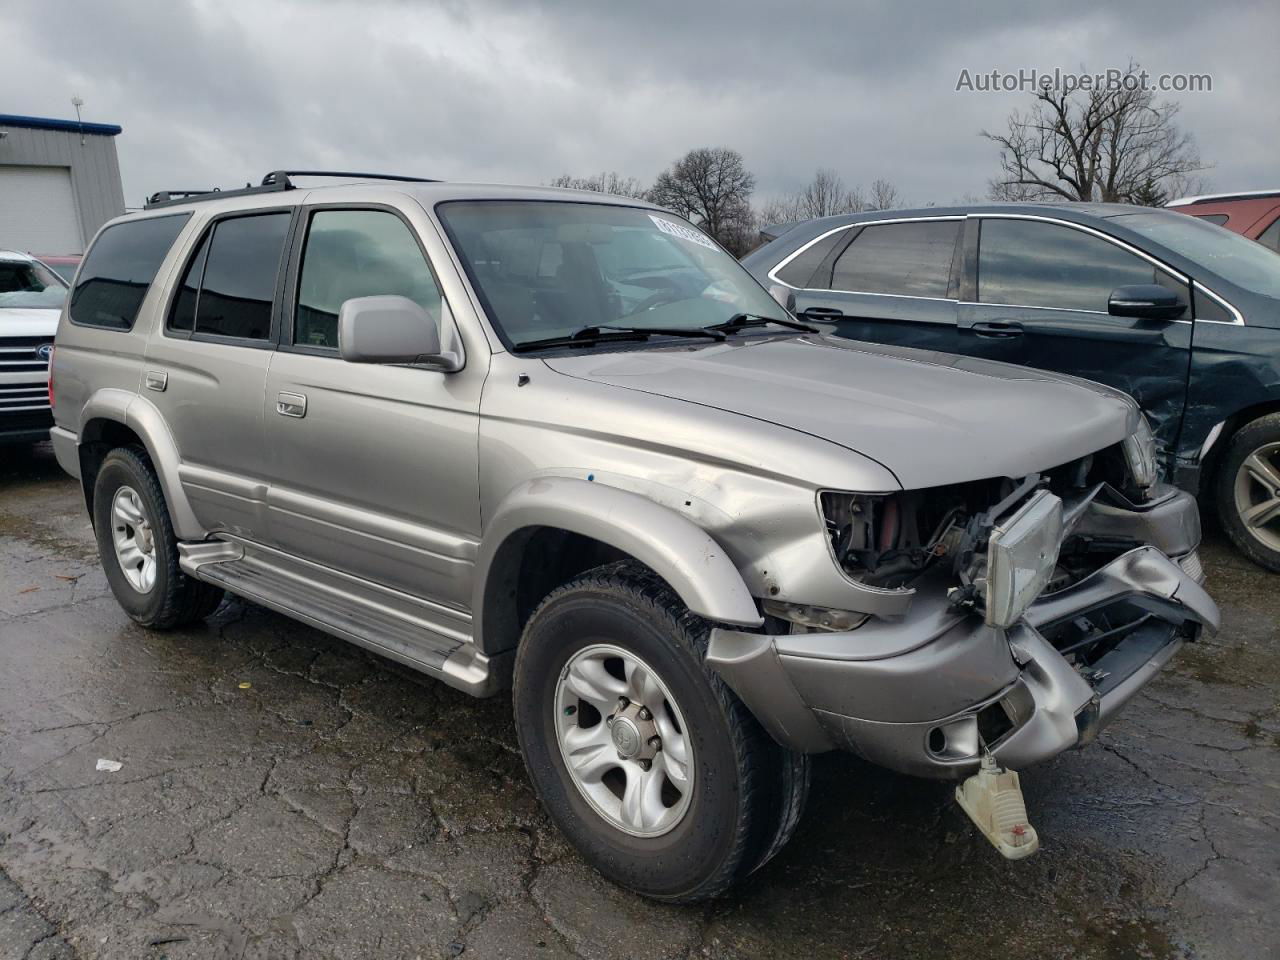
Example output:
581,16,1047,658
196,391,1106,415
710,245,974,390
1,443,1277,960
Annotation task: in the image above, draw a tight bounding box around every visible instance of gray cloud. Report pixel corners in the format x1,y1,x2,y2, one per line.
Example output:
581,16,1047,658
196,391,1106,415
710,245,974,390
4,0,1275,210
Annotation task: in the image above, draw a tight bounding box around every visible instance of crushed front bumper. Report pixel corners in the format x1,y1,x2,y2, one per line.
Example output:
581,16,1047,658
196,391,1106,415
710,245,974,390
709,539,1219,779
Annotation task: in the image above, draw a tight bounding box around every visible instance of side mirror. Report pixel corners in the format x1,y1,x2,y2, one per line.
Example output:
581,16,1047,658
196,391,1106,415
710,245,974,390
1107,284,1186,321
338,295,461,370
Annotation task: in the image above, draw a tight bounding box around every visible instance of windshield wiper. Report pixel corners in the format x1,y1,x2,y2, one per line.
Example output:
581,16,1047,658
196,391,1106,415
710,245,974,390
704,313,819,335
511,324,726,353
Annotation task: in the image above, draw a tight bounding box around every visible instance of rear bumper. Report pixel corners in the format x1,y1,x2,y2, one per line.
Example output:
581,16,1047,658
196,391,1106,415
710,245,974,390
49,425,81,477
709,538,1219,779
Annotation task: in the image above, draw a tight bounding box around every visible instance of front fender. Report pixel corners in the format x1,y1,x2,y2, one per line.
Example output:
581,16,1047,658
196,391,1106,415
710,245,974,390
473,477,763,650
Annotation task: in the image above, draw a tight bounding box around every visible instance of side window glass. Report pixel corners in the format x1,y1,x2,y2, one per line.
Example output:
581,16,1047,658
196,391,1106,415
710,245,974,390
167,232,210,333
70,214,190,330
978,219,1162,313
775,230,847,288
195,213,291,340
295,209,442,350
1195,214,1230,227
829,221,959,297
1257,215,1280,253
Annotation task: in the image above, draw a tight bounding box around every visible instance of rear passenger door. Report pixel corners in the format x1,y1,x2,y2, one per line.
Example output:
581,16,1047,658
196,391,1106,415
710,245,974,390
784,218,964,353
261,203,482,613
144,208,295,538
958,216,1193,452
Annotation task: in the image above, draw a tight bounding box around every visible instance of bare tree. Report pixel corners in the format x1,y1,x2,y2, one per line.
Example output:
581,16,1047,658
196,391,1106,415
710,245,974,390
868,178,901,210
981,64,1207,203
649,148,757,254
548,171,649,199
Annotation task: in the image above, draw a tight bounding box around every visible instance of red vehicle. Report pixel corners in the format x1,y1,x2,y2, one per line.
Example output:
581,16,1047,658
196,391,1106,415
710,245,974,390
1167,190,1280,252
31,254,82,283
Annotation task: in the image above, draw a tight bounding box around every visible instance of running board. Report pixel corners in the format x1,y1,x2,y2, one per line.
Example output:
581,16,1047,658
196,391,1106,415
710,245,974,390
178,538,510,697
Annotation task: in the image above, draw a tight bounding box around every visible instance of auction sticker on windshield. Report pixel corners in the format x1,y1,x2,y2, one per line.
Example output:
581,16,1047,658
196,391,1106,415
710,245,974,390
649,215,719,250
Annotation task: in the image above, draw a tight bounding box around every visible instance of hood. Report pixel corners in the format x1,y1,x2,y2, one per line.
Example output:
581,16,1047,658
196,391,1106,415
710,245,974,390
0,307,62,338
544,335,1138,490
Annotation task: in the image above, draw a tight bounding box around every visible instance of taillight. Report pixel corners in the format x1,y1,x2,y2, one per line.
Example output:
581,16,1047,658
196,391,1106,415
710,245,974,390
48,346,55,409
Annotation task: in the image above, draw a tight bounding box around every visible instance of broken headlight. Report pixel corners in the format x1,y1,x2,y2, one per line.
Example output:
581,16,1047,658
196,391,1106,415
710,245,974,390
982,490,1063,628
1122,415,1158,491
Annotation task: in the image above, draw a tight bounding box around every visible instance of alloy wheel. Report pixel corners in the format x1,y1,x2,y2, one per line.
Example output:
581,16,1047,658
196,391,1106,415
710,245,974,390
110,485,158,593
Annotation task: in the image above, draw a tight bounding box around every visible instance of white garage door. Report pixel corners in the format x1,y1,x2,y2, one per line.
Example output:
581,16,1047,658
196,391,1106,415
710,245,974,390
0,165,84,254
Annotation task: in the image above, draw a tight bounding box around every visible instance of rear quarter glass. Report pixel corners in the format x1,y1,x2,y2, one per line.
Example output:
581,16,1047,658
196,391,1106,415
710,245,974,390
70,214,191,330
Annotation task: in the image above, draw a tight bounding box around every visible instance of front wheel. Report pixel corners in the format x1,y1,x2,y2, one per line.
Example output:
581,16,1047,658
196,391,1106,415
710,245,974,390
512,561,809,902
1215,414,1280,572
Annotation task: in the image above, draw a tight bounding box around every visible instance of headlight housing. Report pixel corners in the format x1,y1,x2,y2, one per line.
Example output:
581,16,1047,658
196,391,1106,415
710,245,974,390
982,490,1063,628
1122,415,1159,491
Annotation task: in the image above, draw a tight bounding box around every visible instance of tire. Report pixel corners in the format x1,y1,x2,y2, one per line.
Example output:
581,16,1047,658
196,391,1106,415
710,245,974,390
1214,414,1280,573
92,446,225,628
512,561,809,902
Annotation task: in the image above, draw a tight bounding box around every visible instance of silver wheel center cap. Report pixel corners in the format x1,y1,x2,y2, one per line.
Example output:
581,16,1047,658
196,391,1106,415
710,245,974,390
611,717,642,758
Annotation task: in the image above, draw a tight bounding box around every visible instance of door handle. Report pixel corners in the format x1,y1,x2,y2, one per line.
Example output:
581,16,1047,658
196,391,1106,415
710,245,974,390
799,307,845,319
969,321,1024,339
144,370,168,392
276,392,307,418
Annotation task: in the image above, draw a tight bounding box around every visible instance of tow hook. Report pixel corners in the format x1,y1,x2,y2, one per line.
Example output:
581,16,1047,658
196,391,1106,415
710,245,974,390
955,754,1040,860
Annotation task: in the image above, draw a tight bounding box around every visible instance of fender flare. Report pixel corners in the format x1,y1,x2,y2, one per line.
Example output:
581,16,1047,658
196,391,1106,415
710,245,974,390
78,389,205,540
472,477,763,652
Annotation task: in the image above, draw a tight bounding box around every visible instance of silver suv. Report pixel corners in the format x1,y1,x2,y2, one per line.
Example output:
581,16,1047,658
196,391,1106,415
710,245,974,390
51,171,1219,901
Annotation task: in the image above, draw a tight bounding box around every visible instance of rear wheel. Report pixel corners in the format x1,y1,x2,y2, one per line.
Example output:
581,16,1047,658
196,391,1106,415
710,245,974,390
93,447,225,628
512,561,809,902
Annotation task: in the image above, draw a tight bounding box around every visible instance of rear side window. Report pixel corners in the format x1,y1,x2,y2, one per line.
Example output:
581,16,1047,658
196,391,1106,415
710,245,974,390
829,221,959,297
70,214,190,329
1194,214,1230,226
294,209,442,350
979,219,1179,314
775,229,848,287
195,213,291,340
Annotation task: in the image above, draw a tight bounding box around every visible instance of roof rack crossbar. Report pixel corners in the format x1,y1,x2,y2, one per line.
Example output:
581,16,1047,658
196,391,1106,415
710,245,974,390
144,169,438,210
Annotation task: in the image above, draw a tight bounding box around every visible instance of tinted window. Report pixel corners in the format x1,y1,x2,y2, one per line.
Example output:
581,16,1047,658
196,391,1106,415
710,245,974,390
979,219,1165,312
167,232,210,333
70,214,190,329
295,210,441,349
775,229,848,287
1109,211,1280,299
1258,215,1280,253
829,221,959,297
195,213,290,340
1194,213,1230,226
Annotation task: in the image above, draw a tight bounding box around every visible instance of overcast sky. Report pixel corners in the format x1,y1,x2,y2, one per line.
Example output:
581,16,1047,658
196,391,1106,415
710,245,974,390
6,0,1276,210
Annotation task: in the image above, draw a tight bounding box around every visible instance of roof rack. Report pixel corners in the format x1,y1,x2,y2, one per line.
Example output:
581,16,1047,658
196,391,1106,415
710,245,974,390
144,170,439,209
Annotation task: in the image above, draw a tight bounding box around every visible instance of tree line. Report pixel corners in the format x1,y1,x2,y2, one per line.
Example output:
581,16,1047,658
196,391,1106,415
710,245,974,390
554,65,1207,256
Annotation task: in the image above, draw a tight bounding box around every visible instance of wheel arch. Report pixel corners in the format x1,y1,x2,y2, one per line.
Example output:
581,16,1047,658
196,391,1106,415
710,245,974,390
77,390,204,539
1198,396,1280,491
473,478,763,656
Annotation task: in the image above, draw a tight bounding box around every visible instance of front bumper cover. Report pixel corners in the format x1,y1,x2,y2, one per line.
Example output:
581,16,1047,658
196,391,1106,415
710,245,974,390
709,536,1219,779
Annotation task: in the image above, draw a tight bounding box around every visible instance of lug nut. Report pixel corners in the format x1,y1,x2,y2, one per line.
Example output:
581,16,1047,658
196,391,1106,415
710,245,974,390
638,759,652,771
647,736,661,750
606,715,614,725
618,696,630,710
637,707,652,721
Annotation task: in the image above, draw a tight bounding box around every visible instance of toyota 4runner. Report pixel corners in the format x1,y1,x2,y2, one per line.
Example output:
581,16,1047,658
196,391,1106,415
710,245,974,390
50,171,1219,901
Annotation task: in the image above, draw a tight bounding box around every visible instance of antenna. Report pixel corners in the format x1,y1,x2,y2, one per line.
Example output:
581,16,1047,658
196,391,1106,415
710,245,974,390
71,96,85,145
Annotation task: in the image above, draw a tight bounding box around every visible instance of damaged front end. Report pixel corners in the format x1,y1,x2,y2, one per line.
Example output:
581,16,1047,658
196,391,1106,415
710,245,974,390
707,436,1220,783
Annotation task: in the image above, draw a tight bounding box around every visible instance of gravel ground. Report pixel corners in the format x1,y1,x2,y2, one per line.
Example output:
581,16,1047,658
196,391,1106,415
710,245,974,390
1,442,1277,960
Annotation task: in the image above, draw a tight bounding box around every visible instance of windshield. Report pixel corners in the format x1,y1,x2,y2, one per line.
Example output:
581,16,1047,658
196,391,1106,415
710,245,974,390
1115,211,1280,299
436,201,789,348
0,258,67,310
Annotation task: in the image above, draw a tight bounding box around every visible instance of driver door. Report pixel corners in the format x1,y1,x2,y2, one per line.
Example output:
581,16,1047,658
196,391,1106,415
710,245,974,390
261,203,482,613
